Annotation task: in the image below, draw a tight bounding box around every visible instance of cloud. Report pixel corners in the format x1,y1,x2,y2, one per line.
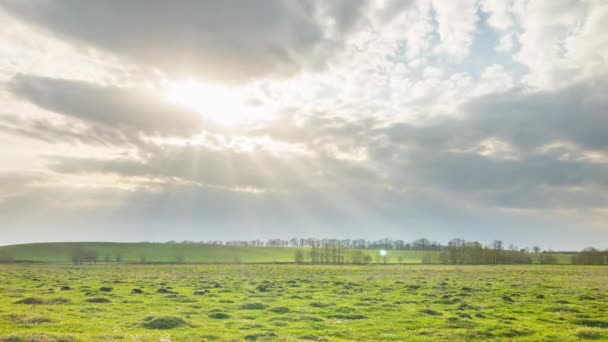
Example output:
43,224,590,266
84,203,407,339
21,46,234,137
26,72,607,214
1,0,608,248
0,0,372,82
6,74,209,136
432,0,479,59
512,0,608,88
0,112,132,147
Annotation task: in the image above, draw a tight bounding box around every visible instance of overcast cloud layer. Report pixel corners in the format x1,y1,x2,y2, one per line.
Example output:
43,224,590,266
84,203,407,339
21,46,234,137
1,0,607,249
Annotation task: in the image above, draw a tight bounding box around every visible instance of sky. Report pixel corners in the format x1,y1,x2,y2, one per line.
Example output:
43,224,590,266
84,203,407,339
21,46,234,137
0,0,607,249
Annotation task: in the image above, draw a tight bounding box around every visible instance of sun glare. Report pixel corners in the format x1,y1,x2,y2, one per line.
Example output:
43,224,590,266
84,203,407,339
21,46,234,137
164,80,265,126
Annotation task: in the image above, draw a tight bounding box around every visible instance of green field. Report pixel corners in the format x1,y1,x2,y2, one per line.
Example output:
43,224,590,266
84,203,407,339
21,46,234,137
0,264,606,341
0,242,440,264
0,242,573,265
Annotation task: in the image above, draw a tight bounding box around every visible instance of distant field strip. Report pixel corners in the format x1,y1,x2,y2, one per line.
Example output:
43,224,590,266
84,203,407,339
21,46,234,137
0,242,573,264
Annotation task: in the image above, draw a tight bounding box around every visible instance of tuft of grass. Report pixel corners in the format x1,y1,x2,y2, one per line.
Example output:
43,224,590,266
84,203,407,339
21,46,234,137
208,312,231,319
85,297,111,303
13,297,45,305
327,314,367,320
269,307,290,314
576,329,604,339
419,308,443,316
142,316,188,330
575,320,608,328
243,332,278,341
501,295,514,302
240,303,268,310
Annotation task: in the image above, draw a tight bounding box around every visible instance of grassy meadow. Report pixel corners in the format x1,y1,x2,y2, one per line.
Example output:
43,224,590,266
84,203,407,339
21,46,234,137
0,264,607,341
0,243,441,264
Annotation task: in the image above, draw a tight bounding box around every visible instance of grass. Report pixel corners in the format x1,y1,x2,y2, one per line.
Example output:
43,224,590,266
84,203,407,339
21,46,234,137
0,264,606,341
0,242,434,264
0,242,574,264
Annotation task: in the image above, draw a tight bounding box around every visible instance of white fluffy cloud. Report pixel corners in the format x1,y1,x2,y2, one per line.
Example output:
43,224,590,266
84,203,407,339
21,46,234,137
432,0,479,59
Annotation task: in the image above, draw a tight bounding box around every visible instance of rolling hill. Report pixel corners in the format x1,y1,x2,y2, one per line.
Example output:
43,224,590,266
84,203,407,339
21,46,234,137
0,242,438,264
0,242,574,264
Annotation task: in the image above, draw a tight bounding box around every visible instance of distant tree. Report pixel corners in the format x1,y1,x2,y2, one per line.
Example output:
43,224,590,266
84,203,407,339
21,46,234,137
69,247,98,265
70,246,85,265
115,254,123,263
573,247,605,265
294,250,304,264
421,253,432,264
533,246,541,254
492,240,503,264
83,248,98,264
350,250,364,264
540,253,558,265
439,252,449,264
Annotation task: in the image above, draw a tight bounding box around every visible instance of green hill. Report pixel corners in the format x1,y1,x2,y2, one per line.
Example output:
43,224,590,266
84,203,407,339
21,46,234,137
0,242,574,264
0,242,436,264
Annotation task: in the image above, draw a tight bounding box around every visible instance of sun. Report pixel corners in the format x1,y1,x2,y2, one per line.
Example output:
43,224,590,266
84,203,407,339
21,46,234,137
164,80,260,126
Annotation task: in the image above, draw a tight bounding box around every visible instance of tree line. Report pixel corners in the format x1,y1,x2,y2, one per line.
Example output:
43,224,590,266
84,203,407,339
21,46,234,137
68,238,608,265
291,238,607,265
1,237,603,265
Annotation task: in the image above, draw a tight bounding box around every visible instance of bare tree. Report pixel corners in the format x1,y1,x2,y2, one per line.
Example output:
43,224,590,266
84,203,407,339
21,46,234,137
294,250,304,264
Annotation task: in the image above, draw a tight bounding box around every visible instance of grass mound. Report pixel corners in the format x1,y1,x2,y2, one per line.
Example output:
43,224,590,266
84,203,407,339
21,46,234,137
208,312,231,319
269,307,290,314
244,332,278,341
142,316,188,330
575,320,608,328
240,303,268,310
419,308,443,316
85,297,111,303
13,297,45,305
576,329,604,340
328,314,367,320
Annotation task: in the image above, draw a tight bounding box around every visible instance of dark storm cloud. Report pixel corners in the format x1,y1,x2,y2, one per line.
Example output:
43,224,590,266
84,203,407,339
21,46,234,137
380,77,608,152
6,74,210,136
0,0,372,81
243,76,608,209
